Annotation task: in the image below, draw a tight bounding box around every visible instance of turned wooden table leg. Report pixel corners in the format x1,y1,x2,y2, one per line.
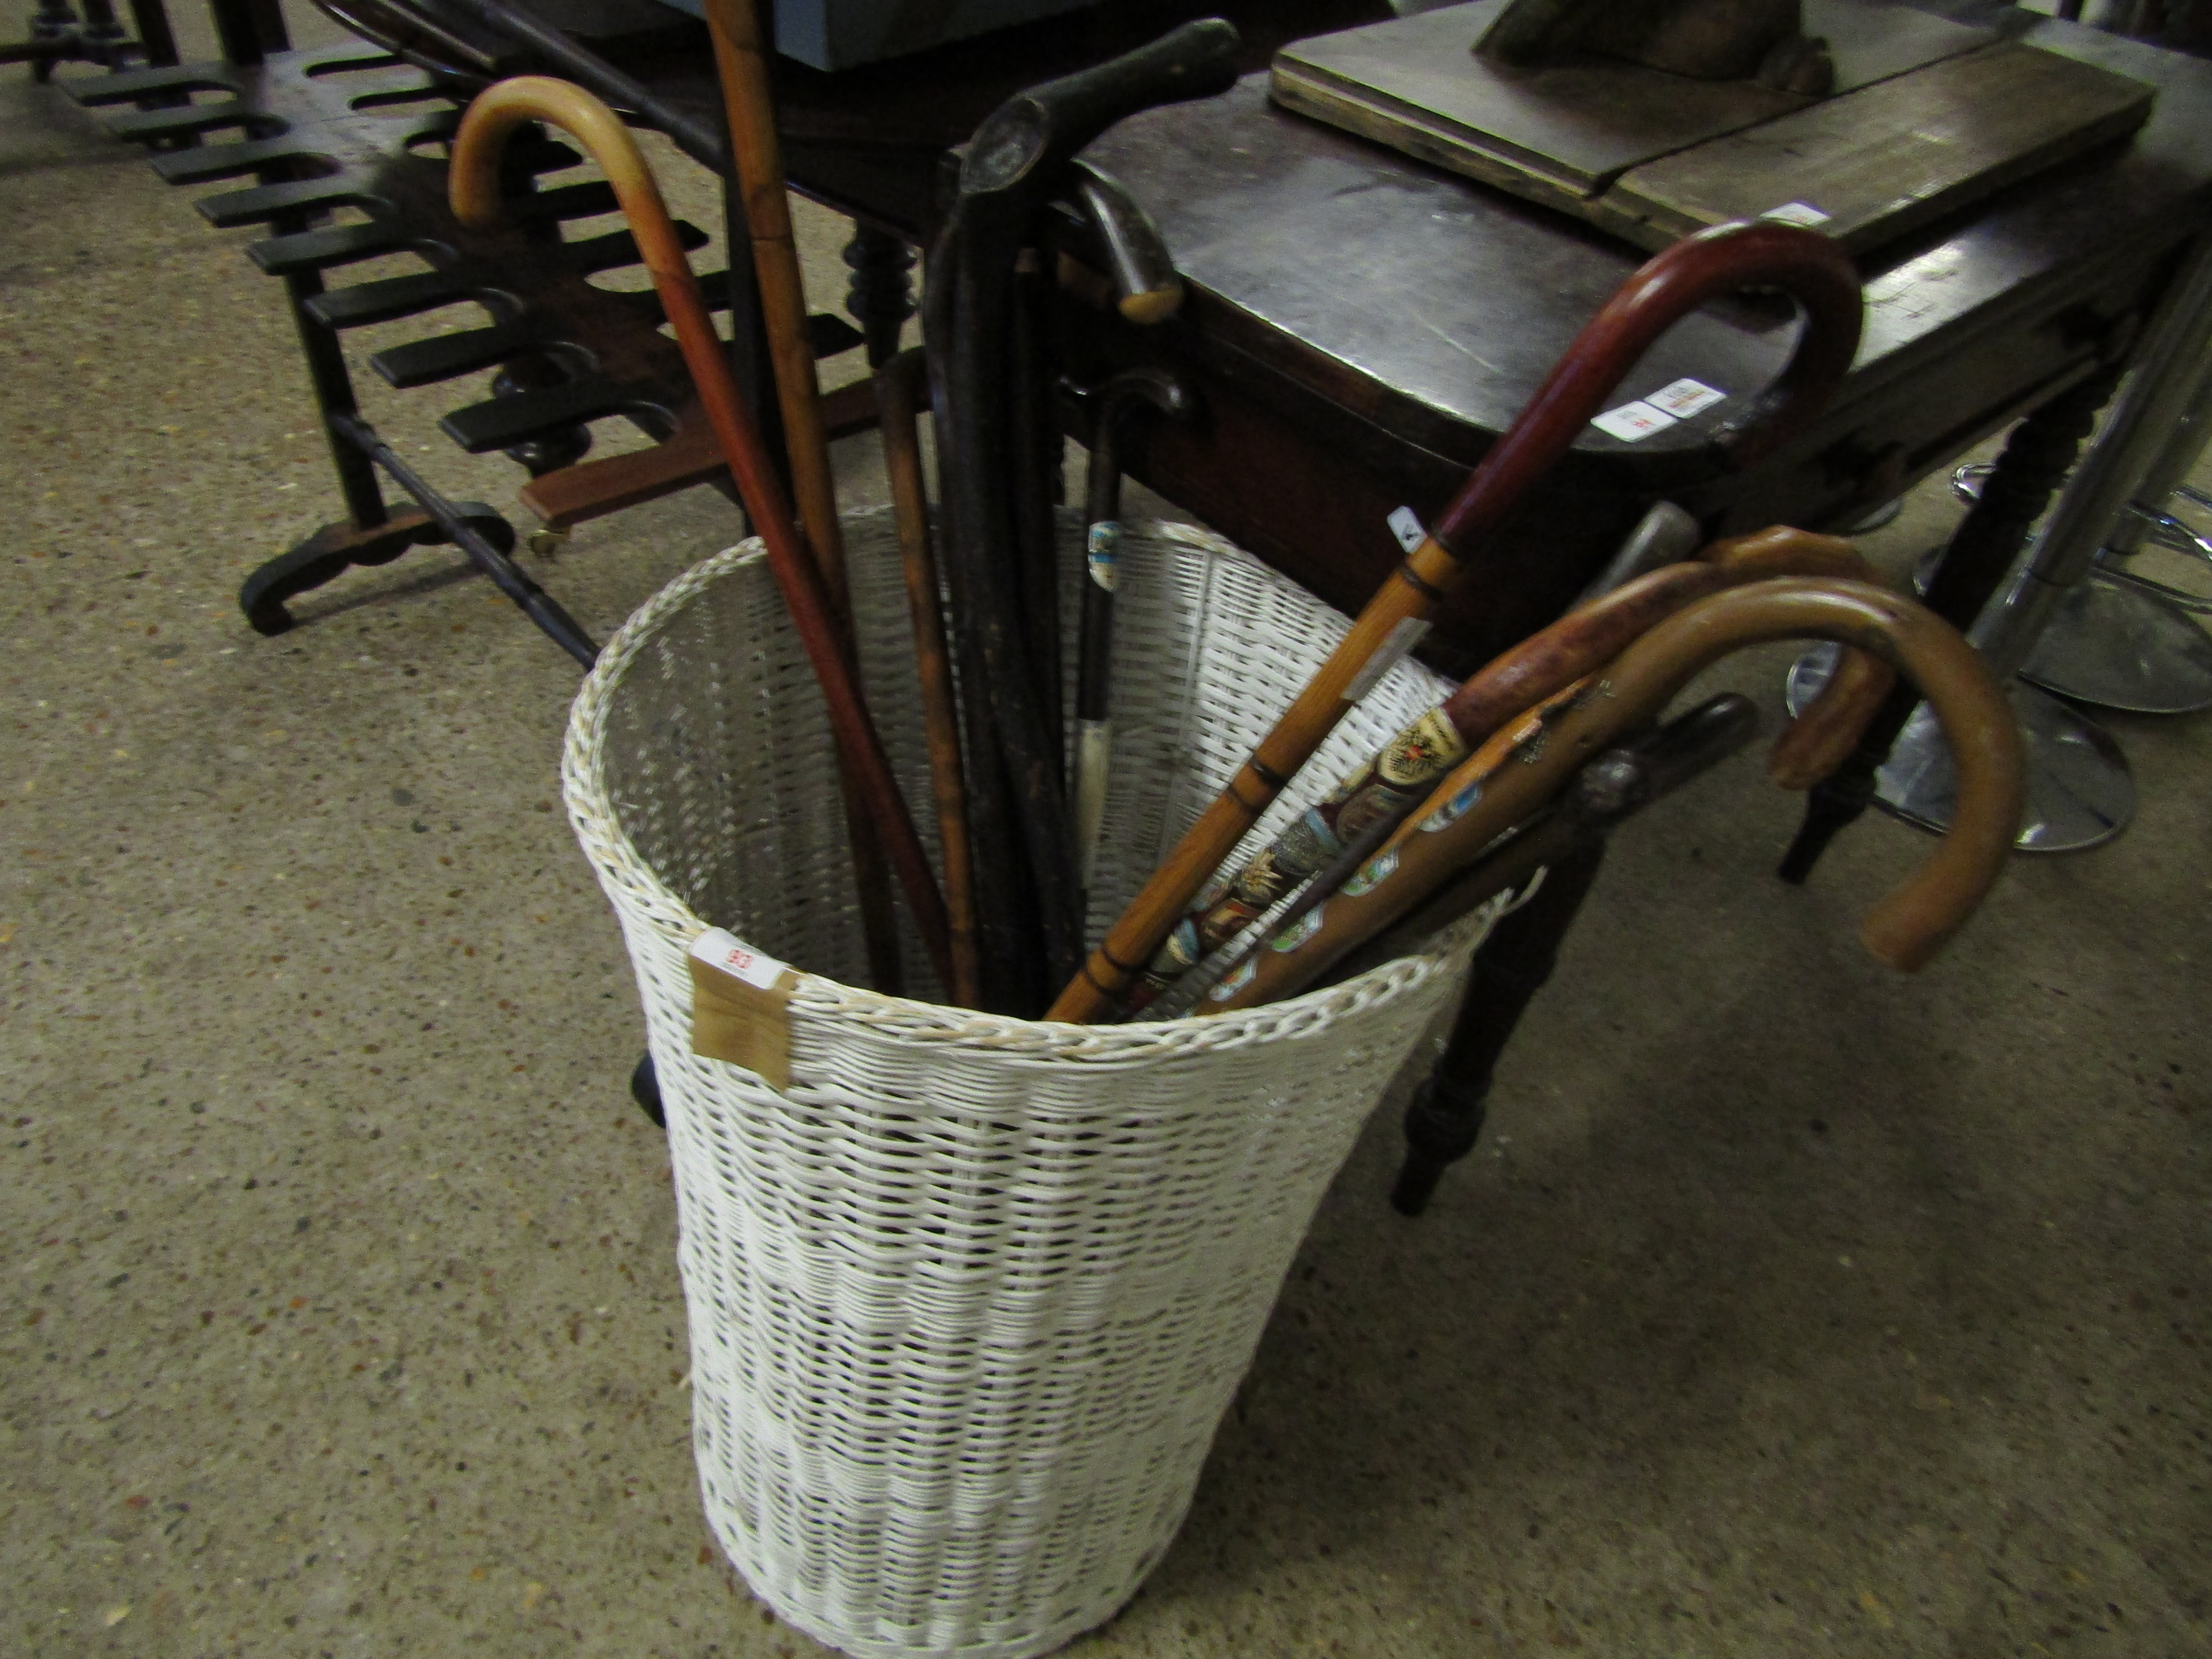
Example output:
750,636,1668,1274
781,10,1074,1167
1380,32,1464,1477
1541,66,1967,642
1392,841,1608,1216
844,222,916,368
1776,358,2127,883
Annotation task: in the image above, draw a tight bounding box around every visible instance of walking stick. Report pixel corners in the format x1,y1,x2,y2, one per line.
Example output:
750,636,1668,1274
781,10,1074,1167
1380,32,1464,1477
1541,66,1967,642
1127,526,1892,1011
1075,368,1191,899
449,79,955,993
1051,219,1863,1022
1204,577,2024,1013
1327,694,1765,989
697,0,904,992
876,347,981,1008
927,19,1244,1012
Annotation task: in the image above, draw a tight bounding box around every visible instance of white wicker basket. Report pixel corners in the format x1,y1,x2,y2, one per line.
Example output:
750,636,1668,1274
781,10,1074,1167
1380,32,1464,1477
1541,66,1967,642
563,507,1505,1659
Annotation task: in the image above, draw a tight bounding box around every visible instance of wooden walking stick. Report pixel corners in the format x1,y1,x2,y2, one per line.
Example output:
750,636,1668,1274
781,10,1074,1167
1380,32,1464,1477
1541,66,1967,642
1124,525,1894,1011
698,0,904,992
698,0,846,582
450,78,954,993
1051,219,1863,1022
875,347,981,1008
1204,577,2025,1013
927,19,1245,1012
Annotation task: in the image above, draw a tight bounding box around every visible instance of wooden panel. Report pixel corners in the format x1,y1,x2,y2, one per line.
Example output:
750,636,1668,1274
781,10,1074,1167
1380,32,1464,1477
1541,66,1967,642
1607,42,2156,253
1268,0,1996,201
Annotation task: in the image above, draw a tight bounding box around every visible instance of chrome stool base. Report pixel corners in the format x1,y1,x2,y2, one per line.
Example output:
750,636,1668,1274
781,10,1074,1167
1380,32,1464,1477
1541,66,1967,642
1949,462,2212,714
2021,575,2212,713
1786,646,2136,852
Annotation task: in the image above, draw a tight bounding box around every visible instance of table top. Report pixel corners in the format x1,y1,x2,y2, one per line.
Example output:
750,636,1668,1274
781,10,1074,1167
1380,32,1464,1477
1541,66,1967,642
1078,10,2212,471
368,0,2212,470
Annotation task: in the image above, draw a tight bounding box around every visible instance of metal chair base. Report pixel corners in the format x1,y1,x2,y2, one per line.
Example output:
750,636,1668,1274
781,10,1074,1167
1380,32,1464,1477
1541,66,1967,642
2021,574,2212,713
1787,646,2135,852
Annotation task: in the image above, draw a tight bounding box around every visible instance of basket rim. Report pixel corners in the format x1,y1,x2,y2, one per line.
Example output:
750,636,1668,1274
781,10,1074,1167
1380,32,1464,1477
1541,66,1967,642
561,511,1493,1058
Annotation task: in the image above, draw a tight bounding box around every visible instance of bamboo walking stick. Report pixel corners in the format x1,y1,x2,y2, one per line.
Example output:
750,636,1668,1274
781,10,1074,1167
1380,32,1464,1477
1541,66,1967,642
698,0,847,589
1204,578,2024,1012
1051,219,1863,1021
697,0,905,992
450,78,954,992
876,348,981,1008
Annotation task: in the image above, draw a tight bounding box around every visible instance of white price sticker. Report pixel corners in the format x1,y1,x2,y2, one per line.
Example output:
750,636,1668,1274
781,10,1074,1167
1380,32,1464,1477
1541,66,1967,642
1590,400,1676,443
1762,201,1832,227
1386,504,1426,553
689,928,789,991
1647,377,1727,419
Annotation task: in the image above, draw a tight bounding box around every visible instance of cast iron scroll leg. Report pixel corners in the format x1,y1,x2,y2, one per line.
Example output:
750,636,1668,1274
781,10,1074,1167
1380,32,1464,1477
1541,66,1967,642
238,253,513,637
843,223,916,369
1775,359,2128,884
27,0,75,82
208,0,285,66
1392,841,1608,1217
124,0,176,66
240,258,399,633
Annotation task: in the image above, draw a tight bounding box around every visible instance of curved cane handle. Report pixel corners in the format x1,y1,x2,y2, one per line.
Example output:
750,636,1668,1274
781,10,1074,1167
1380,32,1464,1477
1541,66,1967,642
449,78,957,992
1695,526,1896,786
452,79,686,280
1503,581,2018,970
1208,580,2020,1012
1432,221,1863,555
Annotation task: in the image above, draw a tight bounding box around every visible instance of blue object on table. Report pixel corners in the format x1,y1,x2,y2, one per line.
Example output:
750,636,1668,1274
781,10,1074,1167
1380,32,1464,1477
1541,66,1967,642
651,0,1104,71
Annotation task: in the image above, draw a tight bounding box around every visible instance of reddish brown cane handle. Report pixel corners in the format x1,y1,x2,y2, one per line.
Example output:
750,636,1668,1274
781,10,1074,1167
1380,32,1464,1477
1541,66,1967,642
1048,223,1863,1022
1431,222,1864,551
1206,579,2021,1013
450,79,956,993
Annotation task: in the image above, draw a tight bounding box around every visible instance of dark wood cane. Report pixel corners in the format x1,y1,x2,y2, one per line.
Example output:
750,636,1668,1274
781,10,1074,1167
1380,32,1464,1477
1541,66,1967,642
876,349,982,1007
926,19,1244,1013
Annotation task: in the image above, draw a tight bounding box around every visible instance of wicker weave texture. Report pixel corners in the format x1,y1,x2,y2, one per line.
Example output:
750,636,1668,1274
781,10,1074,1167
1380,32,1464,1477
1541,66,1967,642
564,510,1502,1659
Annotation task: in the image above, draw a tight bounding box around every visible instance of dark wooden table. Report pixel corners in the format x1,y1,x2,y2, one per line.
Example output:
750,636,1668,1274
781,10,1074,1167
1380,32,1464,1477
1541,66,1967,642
1061,12,2212,668
337,0,2212,675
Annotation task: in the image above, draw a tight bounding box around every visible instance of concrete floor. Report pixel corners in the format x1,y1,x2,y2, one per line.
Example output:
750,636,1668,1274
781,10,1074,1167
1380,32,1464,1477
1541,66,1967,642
5,11,2209,1656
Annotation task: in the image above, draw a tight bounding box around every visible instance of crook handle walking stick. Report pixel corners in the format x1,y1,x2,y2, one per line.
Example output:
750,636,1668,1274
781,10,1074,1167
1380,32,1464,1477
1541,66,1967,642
1052,219,1863,1021
1206,578,2023,1013
450,78,955,993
